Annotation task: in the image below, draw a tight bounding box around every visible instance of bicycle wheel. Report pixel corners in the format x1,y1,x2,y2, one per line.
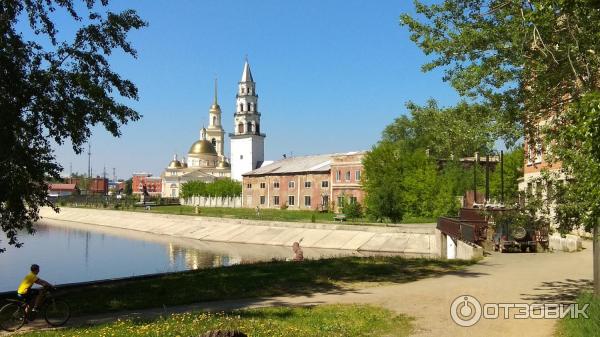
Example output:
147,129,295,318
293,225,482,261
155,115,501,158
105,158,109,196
44,299,70,327
0,302,25,332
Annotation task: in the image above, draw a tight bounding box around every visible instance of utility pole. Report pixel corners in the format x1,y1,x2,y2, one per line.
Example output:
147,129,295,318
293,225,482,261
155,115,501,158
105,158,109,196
87,143,92,179
500,150,504,204
112,167,116,182
485,154,490,203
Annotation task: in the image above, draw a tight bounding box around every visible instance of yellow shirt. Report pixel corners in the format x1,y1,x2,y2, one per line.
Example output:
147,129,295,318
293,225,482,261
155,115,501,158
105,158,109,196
17,272,38,295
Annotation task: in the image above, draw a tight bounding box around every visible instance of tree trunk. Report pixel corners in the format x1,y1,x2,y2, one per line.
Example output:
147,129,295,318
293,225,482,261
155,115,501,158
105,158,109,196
595,219,600,297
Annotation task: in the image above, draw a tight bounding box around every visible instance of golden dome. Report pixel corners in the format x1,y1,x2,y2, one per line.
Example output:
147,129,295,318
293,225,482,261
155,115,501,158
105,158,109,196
188,139,217,156
168,159,183,169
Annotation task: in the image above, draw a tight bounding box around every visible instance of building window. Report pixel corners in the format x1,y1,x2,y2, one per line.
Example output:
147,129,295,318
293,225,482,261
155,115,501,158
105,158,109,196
337,196,345,207
240,155,244,160
273,181,280,189
321,181,329,188
355,170,361,181
288,195,295,206
350,196,357,204
260,182,266,189
289,181,295,188
260,196,266,205
238,123,244,134
336,170,341,182
212,138,217,147
247,183,252,189
345,171,351,181
273,196,280,205
322,195,329,207
305,181,311,188
304,196,311,207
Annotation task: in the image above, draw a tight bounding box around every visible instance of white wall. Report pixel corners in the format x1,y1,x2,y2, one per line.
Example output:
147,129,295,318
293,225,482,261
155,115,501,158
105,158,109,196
231,135,264,181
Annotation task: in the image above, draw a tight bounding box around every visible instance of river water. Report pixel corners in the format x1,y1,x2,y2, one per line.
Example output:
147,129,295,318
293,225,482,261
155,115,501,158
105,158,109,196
0,219,370,293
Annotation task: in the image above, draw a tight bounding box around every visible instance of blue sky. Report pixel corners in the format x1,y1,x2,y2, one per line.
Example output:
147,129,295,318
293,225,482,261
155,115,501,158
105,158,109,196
46,0,460,178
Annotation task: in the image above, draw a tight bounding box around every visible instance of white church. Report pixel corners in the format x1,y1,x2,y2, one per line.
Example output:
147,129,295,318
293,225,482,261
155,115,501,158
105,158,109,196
161,60,265,198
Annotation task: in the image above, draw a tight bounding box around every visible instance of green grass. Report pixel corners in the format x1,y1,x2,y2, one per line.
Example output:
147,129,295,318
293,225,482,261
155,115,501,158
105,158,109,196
71,204,436,225
30,256,474,317
20,304,414,337
556,292,600,337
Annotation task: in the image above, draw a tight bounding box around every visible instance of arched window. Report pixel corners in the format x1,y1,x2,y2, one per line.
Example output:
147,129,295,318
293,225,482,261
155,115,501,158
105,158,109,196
238,123,244,134
212,116,216,125
247,122,253,133
211,138,216,147
250,102,254,112
256,123,260,134
246,103,251,112
239,103,243,112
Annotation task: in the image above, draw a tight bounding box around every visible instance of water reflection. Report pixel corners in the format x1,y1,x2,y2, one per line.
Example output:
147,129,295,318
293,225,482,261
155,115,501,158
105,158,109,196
0,219,371,292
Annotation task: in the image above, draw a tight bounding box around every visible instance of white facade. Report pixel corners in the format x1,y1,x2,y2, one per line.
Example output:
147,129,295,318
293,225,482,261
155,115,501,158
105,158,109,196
230,60,266,181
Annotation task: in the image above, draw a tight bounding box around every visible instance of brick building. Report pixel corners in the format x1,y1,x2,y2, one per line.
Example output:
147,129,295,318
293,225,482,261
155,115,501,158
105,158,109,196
242,152,366,211
132,172,162,196
330,152,366,210
65,177,108,195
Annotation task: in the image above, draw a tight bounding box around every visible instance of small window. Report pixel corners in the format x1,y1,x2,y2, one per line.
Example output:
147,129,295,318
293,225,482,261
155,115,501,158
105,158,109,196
273,181,280,189
350,196,357,204
304,196,311,207
305,181,312,188
337,196,344,206
345,171,351,181
355,170,361,181
288,195,295,206
336,170,341,182
273,196,280,205
260,196,266,205
247,183,252,189
260,182,266,189
288,181,295,189
321,181,329,188
240,155,244,160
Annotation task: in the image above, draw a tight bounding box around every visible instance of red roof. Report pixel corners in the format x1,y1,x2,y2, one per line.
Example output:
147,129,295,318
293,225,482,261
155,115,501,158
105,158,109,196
49,183,77,191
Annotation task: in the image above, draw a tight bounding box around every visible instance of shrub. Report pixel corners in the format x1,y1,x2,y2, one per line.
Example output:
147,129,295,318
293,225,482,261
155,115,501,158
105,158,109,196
342,201,363,220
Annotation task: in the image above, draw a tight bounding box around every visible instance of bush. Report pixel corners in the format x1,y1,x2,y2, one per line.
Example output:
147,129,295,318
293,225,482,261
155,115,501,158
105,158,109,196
343,201,363,220
280,201,288,210
311,213,316,223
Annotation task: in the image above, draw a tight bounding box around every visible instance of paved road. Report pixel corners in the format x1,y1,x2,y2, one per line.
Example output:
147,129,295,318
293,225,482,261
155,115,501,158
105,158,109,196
4,242,592,336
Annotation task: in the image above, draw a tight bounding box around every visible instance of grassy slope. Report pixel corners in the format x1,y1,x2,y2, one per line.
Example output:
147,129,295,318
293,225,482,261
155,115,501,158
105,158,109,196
47,256,473,316
109,205,435,224
21,305,414,337
556,293,600,337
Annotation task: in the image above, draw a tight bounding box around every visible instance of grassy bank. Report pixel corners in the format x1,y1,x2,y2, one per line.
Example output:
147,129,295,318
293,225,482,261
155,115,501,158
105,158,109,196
63,204,436,225
38,256,473,317
556,292,600,337
20,304,414,337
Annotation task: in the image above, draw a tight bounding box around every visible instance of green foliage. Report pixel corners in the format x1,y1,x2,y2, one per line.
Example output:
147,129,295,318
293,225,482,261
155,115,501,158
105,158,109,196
383,100,500,158
342,201,363,220
0,1,146,251
550,92,600,232
401,0,600,233
180,179,242,199
124,179,133,196
556,292,600,337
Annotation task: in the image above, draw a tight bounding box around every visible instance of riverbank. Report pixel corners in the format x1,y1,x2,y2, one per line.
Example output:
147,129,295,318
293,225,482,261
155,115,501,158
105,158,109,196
39,207,440,255
3,255,473,316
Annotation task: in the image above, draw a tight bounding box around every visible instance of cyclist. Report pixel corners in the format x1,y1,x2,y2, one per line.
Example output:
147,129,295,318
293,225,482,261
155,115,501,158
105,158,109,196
17,264,53,315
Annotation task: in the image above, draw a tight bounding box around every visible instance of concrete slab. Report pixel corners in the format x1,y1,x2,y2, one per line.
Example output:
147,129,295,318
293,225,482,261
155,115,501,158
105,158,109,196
312,231,362,249
340,232,376,250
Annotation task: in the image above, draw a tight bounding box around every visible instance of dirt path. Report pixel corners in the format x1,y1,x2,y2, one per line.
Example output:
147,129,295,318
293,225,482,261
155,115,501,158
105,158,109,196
6,242,592,336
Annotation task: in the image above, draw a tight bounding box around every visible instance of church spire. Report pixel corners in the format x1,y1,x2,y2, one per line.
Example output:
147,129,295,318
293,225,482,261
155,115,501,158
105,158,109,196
213,77,218,106
240,59,253,82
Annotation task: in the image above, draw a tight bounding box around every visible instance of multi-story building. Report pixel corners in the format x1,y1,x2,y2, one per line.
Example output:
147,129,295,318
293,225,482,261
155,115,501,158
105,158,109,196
132,173,162,196
330,152,366,210
242,152,366,211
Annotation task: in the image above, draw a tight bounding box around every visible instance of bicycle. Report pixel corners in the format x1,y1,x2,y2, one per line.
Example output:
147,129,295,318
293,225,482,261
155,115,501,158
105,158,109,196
0,288,70,331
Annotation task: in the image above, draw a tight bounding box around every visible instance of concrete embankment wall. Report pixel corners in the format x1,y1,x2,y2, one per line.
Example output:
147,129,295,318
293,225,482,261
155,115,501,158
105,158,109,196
39,207,439,255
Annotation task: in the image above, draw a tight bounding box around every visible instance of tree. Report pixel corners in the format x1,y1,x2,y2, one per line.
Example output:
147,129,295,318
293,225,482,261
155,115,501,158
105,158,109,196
0,1,146,251
124,178,133,196
401,0,600,295
180,179,242,199
383,100,502,158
